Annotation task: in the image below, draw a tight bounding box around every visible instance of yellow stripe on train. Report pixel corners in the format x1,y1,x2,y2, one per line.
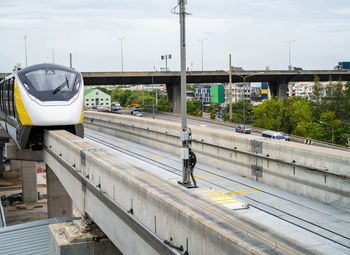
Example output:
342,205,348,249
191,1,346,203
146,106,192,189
14,80,33,125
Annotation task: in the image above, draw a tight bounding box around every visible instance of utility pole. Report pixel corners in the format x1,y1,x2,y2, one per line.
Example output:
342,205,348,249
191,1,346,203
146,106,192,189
52,48,55,64
198,38,207,71
229,54,232,122
174,0,196,188
286,40,295,70
24,35,28,67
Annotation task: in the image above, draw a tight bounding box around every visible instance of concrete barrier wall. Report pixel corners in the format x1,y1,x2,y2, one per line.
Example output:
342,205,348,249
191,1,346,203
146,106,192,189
84,112,350,212
42,130,305,255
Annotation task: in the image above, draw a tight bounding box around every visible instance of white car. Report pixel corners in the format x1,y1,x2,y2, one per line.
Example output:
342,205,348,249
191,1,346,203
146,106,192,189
132,111,143,117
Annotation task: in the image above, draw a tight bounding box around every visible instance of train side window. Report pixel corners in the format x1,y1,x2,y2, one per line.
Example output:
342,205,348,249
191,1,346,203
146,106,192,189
4,80,8,114
10,79,15,117
8,79,12,116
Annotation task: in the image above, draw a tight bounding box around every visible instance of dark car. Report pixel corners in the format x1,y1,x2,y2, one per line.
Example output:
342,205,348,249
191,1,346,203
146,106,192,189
235,125,251,134
280,132,291,141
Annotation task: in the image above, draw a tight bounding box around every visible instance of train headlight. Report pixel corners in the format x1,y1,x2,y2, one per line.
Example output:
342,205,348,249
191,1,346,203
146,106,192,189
75,82,80,90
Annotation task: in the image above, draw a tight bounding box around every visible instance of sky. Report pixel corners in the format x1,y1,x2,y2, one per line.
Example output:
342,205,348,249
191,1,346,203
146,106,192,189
1,0,350,73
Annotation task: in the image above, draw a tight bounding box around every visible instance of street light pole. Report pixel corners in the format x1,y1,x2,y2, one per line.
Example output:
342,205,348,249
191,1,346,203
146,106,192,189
236,72,264,132
286,40,295,70
229,54,232,122
24,35,28,67
119,37,125,72
161,54,172,70
197,38,207,71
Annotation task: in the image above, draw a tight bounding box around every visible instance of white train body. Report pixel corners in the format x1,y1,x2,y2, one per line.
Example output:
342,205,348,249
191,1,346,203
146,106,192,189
0,63,84,149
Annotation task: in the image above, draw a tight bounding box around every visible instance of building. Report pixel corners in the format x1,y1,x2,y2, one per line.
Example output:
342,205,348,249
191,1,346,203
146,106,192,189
224,83,251,104
195,86,211,104
211,85,225,103
84,88,111,108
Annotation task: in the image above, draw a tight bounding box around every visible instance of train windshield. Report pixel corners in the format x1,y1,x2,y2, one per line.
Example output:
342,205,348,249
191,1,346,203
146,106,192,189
17,65,81,101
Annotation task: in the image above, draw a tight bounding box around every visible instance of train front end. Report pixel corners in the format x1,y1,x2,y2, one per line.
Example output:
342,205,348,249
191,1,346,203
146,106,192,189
15,63,84,149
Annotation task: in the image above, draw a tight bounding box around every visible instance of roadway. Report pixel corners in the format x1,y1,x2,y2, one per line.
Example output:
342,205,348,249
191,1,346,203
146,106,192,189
84,127,350,255
108,108,349,150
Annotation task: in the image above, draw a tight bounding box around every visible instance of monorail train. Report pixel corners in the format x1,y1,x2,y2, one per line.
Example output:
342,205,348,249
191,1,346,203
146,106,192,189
0,63,84,150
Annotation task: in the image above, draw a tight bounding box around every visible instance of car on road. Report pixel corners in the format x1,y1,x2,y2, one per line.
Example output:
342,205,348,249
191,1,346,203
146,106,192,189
131,106,141,113
279,132,291,141
132,111,143,117
235,125,251,134
111,105,122,112
262,130,287,140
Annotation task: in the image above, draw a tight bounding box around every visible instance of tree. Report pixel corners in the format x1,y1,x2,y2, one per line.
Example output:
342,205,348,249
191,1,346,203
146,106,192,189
118,90,132,106
99,87,111,96
283,97,314,134
311,75,323,119
187,101,200,115
252,97,283,130
111,88,124,102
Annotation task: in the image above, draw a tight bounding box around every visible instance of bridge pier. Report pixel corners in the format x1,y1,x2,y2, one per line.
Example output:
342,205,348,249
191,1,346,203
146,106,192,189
166,82,181,113
268,81,288,100
21,160,38,203
47,166,73,218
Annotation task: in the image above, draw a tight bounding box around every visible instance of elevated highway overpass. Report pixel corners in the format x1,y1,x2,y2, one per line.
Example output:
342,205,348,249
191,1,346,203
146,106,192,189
2,69,350,113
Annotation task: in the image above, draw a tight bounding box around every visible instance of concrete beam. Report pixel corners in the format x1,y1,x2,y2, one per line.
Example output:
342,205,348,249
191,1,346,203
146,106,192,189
21,160,37,203
47,166,73,218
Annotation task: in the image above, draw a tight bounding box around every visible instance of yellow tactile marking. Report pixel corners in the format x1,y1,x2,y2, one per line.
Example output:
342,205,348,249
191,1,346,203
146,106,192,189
204,193,226,197
220,200,241,204
121,145,127,147
196,189,247,209
155,157,161,159
194,174,216,178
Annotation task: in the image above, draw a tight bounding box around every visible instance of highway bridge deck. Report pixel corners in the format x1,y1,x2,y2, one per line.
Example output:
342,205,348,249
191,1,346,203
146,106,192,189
84,127,350,255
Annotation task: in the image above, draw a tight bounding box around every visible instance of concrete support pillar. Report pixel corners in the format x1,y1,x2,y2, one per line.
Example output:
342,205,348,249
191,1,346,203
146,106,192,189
21,160,38,203
47,166,73,218
268,81,288,100
50,219,122,255
278,83,288,100
166,82,181,113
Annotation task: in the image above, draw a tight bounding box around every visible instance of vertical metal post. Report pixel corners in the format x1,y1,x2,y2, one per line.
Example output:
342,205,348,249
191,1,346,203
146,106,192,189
52,48,55,64
70,53,72,69
198,38,206,71
286,40,295,70
119,37,125,72
229,54,232,122
179,0,191,187
243,79,246,131
24,35,28,67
